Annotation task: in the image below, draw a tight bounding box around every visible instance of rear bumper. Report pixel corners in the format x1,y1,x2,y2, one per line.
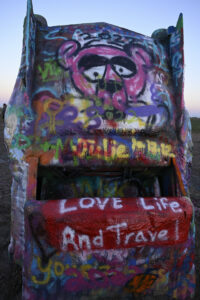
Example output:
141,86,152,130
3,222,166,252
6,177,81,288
23,197,195,299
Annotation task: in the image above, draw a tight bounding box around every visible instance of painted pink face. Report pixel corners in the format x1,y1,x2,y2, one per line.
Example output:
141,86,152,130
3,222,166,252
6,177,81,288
59,41,151,112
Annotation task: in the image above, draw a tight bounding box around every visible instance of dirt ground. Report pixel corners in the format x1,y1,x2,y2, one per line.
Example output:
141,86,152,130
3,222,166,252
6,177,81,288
0,118,199,300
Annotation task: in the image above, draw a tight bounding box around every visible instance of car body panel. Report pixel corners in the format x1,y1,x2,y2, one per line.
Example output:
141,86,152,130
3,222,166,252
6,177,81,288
4,0,194,299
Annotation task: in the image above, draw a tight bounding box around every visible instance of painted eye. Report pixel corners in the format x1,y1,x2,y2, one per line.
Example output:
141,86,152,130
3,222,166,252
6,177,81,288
78,55,107,82
83,66,106,82
113,64,135,77
111,56,137,78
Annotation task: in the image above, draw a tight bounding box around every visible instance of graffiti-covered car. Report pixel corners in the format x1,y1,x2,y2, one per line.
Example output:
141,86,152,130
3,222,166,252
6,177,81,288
5,0,195,299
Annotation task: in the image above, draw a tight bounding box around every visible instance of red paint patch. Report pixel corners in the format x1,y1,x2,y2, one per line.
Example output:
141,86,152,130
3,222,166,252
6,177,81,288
40,197,193,251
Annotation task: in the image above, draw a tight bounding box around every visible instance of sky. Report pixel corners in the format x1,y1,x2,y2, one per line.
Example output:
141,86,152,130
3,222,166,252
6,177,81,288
0,0,199,117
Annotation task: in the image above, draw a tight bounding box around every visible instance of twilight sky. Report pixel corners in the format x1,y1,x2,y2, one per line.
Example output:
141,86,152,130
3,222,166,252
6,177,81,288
0,0,199,117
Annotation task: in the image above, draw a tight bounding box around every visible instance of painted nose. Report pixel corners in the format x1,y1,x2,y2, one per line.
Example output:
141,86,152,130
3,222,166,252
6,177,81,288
99,80,122,94
99,64,122,94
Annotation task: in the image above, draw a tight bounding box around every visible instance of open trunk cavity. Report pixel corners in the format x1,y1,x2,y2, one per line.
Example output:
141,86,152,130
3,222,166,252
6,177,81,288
36,165,177,200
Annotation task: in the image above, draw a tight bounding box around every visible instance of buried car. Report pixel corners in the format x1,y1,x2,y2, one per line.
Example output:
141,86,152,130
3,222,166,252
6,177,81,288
4,0,195,299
